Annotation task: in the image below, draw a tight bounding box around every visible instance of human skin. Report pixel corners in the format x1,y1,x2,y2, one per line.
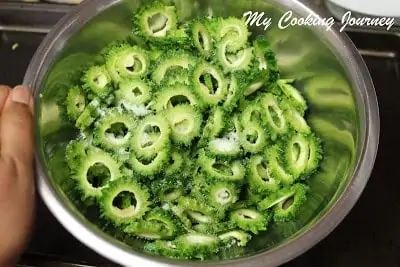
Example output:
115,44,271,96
0,85,35,267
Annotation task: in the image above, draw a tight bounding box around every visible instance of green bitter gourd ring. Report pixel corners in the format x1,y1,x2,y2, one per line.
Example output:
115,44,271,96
284,133,310,178
106,45,149,83
93,108,135,152
72,146,121,199
260,93,288,138
165,104,202,146
198,150,245,182
66,86,86,121
217,34,253,73
116,78,152,107
230,208,270,234
191,19,212,58
192,62,228,106
124,208,182,239
81,65,112,99
154,84,200,111
134,3,178,39
131,114,171,159
248,154,280,193
100,177,151,225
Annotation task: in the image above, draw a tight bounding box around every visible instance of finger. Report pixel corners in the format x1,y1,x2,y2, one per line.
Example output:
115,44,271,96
0,86,34,174
0,85,11,113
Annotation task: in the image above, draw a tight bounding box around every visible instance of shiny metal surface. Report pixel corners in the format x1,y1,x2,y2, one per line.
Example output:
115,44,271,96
23,0,380,266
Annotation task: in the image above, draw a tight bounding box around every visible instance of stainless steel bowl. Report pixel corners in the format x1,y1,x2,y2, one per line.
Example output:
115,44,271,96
23,0,380,266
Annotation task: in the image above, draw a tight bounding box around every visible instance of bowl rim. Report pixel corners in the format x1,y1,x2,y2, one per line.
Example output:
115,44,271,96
23,0,380,266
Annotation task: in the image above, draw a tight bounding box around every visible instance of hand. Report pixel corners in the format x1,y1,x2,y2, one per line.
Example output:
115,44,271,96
0,85,35,267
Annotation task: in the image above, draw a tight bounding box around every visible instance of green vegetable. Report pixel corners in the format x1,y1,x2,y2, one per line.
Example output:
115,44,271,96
54,2,325,261
164,104,202,146
230,208,270,234
191,61,228,106
100,177,151,225
105,44,149,83
65,86,87,121
218,230,251,247
69,145,122,199
216,35,253,73
131,113,171,159
198,150,245,183
247,154,280,193
258,183,309,222
115,78,152,107
190,18,213,58
151,50,197,84
93,108,136,152
153,84,200,111
124,208,183,239
174,233,220,260
81,65,113,99
134,2,178,39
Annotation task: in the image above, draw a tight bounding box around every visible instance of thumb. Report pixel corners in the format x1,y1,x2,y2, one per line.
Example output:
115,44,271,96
0,86,34,174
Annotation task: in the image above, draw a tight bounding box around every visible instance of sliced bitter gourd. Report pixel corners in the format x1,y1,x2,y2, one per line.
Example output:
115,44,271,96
216,35,253,73
191,62,228,106
230,208,270,234
248,154,280,193
240,101,264,126
71,146,121,199
192,221,236,235
144,240,187,259
284,104,311,134
253,35,280,84
267,145,295,186
133,2,178,39
218,230,251,247
177,196,222,224
164,104,202,146
164,149,185,177
190,18,213,58
283,133,311,179
304,133,323,177
160,68,191,86
99,177,151,225
198,150,245,182
124,220,167,240
199,107,226,145
105,44,149,83
258,183,309,222
65,138,91,171
81,65,112,99
238,122,267,154
124,208,183,239
65,86,86,121
222,74,242,112
130,150,169,177
208,181,239,210
213,17,250,52
277,79,307,114
207,132,241,159
151,50,197,84
259,93,288,139
153,84,200,111
174,233,219,260
93,108,135,152
131,114,171,159
115,78,152,107
151,178,185,202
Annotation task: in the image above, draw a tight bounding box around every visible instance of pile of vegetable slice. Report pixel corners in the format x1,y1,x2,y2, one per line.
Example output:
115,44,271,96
62,1,323,260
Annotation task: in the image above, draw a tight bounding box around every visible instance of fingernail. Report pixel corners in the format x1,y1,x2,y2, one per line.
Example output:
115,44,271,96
11,86,31,105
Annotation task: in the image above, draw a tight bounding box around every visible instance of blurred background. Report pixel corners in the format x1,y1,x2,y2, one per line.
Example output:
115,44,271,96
0,0,399,266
